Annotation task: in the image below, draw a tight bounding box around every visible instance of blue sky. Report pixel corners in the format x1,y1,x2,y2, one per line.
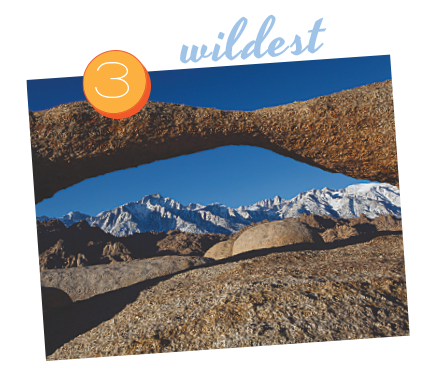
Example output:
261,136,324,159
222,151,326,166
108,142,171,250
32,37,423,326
28,55,392,217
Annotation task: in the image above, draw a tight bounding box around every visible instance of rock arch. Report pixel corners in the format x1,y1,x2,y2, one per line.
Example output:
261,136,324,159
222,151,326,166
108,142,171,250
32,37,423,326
29,80,398,204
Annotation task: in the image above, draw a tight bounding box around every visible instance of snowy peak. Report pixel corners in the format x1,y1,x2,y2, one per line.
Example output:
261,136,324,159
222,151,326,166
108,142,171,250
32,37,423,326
136,193,186,211
273,195,283,205
138,193,165,204
37,183,401,237
252,195,284,209
187,202,205,210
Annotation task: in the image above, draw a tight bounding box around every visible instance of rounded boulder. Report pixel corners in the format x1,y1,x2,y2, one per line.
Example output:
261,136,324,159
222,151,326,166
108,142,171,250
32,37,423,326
41,287,73,313
232,220,323,256
204,240,235,260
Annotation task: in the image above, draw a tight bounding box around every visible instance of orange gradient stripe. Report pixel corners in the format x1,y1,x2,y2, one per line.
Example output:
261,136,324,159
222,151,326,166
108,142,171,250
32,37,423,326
0,55,226,76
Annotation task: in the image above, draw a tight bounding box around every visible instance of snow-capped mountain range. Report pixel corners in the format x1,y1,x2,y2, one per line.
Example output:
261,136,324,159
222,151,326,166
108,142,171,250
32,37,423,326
37,183,401,236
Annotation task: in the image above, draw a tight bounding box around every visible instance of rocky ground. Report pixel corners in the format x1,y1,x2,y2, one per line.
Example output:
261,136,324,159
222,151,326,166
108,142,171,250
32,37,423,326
43,236,409,360
42,222,408,360
41,255,214,305
38,213,401,270
37,219,227,270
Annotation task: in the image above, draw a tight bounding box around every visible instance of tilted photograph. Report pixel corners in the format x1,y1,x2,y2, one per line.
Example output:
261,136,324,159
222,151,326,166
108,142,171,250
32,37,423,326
27,55,408,360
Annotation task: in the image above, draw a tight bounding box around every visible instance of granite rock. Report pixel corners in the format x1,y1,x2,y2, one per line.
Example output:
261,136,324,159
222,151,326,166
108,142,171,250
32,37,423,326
41,255,213,302
30,81,398,204
232,220,324,256
204,240,235,260
41,287,72,313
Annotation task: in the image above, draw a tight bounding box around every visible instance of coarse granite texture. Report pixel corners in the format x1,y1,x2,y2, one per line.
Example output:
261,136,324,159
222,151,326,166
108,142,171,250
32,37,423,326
30,80,398,204
45,234,408,360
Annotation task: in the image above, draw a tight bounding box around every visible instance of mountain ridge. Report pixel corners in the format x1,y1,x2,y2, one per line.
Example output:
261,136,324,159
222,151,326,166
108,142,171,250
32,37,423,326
37,183,401,236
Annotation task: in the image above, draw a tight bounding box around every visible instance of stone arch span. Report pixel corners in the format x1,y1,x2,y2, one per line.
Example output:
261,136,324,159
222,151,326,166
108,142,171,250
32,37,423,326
29,80,398,204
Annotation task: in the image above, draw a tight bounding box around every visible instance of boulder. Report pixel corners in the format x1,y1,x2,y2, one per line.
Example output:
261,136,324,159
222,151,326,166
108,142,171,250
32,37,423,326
232,220,323,256
41,287,73,313
204,240,235,260
321,224,359,242
373,214,402,231
41,255,214,302
100,242,133,264
321,229,336,243
76,253,89,267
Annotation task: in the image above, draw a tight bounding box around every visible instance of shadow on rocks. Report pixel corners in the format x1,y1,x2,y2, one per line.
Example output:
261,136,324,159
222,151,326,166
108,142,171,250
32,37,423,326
43,230,401,357
43,265,200,357
211,230,403,266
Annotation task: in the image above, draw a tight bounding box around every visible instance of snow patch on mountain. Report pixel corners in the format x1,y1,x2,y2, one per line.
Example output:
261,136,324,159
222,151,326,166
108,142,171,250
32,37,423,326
37,183,401,236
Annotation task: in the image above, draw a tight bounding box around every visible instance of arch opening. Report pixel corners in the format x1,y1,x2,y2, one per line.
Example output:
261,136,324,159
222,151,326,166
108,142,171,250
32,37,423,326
35,141,404,241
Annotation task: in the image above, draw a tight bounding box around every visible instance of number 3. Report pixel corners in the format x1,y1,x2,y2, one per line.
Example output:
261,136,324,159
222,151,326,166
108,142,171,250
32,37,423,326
95,62,130,99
